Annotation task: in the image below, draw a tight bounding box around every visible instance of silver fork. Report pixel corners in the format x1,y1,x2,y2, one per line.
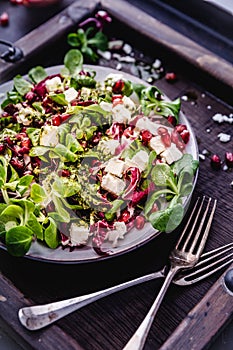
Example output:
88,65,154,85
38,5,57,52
18,197,219,332
18,241,233,331
122,196,217,350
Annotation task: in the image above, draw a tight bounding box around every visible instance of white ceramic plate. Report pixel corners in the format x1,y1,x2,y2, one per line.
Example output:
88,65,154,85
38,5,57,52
0,65,199,263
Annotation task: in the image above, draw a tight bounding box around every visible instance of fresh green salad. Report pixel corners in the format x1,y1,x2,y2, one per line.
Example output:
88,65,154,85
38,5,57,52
0,50,198,257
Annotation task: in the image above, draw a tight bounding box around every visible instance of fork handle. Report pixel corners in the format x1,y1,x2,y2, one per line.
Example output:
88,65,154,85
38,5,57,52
18,269,164,331
123,266,179,350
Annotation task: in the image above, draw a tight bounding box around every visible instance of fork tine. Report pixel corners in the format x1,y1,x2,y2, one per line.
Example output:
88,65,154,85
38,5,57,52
176,254,233,285
195,198,217,256
197,242,233,265
176,196,202,250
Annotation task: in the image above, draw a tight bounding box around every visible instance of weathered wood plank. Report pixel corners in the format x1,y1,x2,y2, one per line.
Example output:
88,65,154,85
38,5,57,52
0,272,83,350
160,264,233,350
0,0,99,83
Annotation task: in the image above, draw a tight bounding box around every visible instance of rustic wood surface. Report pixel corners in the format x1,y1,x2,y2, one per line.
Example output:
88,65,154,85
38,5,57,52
0,1,233,349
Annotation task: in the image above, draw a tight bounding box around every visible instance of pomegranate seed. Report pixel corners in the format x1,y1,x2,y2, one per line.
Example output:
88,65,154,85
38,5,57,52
18,146,30,155
58,169,71,177
175,124,187,134
157,126,168,135
0,144,5,154
112,98,123,107
135,216,145,230
112,94,122,102
225,152,233,168
161,133,171,147
15,132,27,141
123,126,135,138
1,111,9,118
151,203,159,213
4,136,13,146
167,115,177,126
119,210,130,223
0,12,9,26
112,80,125,94
210,154,221,170
171,129,180,144
60,114,70,122
141,130,152,144
180,129,190,144
10,157,24,170
165,72,177,82
25,91,36,102
21,137,31,148
52,115,61,126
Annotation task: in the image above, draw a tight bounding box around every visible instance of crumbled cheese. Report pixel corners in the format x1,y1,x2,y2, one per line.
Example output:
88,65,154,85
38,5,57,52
161,143,183,164
99,101,112,112
122,95,136,112
131,150,149,171
106,221,127,247
40,125,59,147
17,107,34,125
135,117,166,135
45,76,63,92
69,224,89,246
149,136,166,154
105,158,125,177
212,113,233,124
105,73,124,82
97,50,111,60
152,59,162,69
112,103,132,123
122,43,132,54
101,173,126,196
99,139,120,155
217,133,231,143
64,87,78,103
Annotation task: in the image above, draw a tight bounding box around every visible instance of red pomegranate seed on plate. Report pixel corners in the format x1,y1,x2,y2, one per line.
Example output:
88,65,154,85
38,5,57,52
161,133,171,147
141,129,152,144
135,216,145,230
112,80,124,94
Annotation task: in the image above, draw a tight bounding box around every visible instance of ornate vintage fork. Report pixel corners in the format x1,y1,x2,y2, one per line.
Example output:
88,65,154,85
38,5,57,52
123,196,217,350
18,197,221,332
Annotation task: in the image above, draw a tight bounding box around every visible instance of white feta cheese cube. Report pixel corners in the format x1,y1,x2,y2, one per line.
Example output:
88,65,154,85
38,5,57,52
161,143,183,164
112,104,132,123
131,150,149,171
40,125,59,147
124,158,138,171
106,221,127,247
149,136,166,154
99,139,120,155
99,101,112,112
70,223,89,246
122,95,136,112
17,107,34,125
135,117,160,135
64,87,78,103
101,173,126,196
45,77,63,92
105,158,125,177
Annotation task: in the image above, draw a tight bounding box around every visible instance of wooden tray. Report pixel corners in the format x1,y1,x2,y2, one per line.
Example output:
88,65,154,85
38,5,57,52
0,1,233,349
